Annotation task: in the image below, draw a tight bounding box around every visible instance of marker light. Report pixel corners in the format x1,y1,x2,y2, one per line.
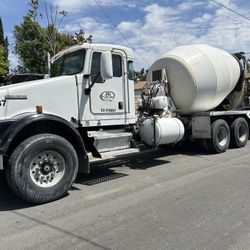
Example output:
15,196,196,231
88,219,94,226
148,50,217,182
36,106,43,114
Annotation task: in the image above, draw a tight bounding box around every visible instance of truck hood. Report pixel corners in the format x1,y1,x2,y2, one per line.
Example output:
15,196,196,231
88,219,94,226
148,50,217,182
0,76,79,122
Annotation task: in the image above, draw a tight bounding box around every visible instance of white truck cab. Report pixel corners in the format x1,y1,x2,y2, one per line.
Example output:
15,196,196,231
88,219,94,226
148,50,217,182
0,43,136,126
50,43,136,127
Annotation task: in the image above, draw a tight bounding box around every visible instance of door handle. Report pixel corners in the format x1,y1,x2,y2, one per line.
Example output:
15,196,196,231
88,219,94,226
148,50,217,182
118,102,123,110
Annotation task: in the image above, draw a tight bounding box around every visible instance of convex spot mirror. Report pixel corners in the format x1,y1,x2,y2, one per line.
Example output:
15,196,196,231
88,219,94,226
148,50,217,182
101,51,113,80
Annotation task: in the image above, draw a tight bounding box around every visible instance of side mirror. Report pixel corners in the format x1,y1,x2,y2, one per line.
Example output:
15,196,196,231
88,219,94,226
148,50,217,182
101,51,113,80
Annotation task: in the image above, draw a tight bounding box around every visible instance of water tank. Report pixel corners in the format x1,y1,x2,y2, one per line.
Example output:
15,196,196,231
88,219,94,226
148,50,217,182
147,44,241,114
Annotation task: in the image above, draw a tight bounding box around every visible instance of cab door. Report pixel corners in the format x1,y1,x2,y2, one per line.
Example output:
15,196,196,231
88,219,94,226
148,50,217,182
89,51,125,115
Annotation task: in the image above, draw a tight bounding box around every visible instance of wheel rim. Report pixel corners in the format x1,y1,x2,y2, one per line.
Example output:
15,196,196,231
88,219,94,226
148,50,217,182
217,127,228,147
30,151,65,188
238,124,247,142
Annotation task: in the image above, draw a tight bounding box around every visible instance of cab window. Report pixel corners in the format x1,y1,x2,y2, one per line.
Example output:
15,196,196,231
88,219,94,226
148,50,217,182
112,54,122,77
127,60,134,80
91,52,104,83
51,49,85,77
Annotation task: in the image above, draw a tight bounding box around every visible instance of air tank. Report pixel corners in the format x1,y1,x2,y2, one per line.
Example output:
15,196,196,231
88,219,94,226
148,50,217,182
147,44,241,114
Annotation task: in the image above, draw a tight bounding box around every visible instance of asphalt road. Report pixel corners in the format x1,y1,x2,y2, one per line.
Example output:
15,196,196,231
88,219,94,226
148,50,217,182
0,142,250,250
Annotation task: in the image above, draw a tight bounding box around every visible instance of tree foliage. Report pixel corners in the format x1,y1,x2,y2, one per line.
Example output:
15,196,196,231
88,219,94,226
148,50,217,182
134,68,147,82
28,0,69,56
0,17,9,80
14,16,47,73
0,18,4,45
0,45,8,76
14,1,74,74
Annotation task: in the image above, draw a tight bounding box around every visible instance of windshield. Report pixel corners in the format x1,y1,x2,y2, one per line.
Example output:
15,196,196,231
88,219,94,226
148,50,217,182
51,49,86,77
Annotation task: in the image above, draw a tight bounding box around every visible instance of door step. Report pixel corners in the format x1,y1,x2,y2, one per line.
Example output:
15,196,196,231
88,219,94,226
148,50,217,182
88,148,140,162
88,130,133,153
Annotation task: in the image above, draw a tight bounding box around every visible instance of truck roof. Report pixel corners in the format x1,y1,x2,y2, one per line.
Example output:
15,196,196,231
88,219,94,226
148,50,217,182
51,43,134,62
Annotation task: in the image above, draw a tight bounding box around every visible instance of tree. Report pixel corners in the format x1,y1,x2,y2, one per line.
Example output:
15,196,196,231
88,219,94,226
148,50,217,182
14,1,74,74
0,45,8,77
0,17,4,45
4,37,8,58
134,68,147,82
14,16,48,73
0,17,9,81
28,0,69,56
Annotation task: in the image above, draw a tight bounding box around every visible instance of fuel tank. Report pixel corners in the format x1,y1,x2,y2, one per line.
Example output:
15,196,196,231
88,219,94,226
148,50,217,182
140,117,185,146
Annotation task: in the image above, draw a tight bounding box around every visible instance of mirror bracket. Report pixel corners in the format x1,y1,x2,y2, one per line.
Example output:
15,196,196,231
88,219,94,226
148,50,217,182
84,72,101,95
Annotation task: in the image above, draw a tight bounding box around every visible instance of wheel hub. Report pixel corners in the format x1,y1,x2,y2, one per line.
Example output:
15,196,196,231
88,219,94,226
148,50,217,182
217,127,227,147
41,163,52,174
30,151,65,188
239,125,247,142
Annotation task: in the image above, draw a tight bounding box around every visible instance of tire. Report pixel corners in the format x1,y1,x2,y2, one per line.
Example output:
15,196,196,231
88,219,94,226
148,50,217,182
230,118,249,148
6,134,78,204
204,119,230,154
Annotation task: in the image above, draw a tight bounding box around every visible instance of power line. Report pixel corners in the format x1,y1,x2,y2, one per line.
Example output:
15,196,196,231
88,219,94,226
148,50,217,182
94,0,249,66
210,0,250,22
93,0,150,67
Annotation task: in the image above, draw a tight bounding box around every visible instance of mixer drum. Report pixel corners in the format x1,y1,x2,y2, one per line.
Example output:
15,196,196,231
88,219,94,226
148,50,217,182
147,44,241,114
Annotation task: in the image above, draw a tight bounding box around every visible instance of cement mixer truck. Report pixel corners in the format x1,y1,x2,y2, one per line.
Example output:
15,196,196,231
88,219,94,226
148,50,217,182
0,43,250,203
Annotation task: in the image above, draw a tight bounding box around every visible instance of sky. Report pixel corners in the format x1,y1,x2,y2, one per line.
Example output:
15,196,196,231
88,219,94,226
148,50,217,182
0,0,250,71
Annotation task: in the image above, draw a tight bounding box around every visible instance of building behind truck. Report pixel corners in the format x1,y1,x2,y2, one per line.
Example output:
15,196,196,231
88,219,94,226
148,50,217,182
0,42,249,204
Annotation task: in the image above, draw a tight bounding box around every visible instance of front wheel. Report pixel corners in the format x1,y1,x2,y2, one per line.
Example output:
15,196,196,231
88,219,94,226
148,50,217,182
6,134,78,204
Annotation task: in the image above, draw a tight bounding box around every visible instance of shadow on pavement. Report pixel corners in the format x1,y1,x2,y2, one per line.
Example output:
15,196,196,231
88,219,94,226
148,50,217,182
0,171,33,210
76,141,209,187
76,148,174,185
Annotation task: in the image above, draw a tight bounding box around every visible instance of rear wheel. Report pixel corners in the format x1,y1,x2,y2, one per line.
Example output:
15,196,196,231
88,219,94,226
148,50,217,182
230,117,249,148
203,119,230,154
6,134,78,204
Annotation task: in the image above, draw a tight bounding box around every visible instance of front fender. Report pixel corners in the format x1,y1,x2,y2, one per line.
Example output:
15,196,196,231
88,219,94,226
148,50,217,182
0,113,89,173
